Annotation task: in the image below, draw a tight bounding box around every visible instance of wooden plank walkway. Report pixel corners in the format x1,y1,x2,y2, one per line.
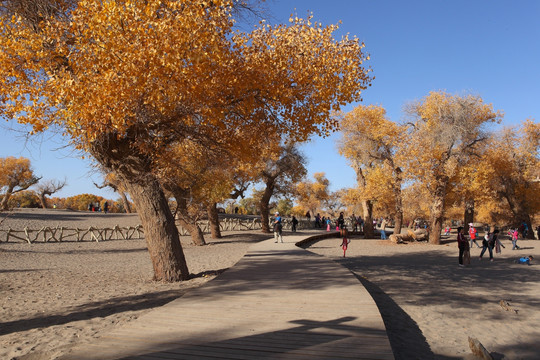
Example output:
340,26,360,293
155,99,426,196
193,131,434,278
58,231,394,359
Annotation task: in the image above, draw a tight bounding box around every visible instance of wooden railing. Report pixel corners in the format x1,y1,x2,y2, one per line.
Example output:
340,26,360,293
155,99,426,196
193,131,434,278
0,218,322,243
0,225,144,243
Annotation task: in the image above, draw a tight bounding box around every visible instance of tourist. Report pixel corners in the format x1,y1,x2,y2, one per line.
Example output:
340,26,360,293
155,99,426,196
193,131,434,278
273,212,283,243
516,255,533,265
479,229,499,261
444,225,451,236
291,215,298,233
380,218,388,240
457,226,469,266
468,225,480,248
338,212,345,230
510,228,520,250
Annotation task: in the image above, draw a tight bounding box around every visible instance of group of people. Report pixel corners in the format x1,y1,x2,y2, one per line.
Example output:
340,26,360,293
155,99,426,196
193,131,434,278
308,212,364,232
87,201,108,213
274,211,359,243
457,224,534,267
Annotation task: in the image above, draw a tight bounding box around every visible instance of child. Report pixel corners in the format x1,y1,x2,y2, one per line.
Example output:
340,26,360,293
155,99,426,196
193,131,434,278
444,225,451,236
510,228,520,250
516,255,533,265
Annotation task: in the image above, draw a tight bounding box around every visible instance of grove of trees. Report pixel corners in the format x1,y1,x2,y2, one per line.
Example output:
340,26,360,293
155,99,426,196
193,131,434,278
1,0,372,281
1,2,537,287
337,92,539,244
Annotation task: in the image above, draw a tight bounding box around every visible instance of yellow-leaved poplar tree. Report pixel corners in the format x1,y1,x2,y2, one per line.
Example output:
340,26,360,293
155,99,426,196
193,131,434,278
1,1,372,281
338,105,405,237
0,156,41,210
294,172,330,220
478,120,539,236
404,91,501,244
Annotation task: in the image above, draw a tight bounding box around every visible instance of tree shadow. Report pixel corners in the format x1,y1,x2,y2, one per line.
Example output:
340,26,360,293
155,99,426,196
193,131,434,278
116,316,394,360
330,250,540,359
0,289,188,337
349,273,436,360
205,233,272,245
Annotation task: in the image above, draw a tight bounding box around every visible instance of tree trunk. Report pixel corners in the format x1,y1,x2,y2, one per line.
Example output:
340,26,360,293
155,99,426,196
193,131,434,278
428,174,449,245
89,134,189,282
259,180,274,233
429,201,444,245
172,188,206,246
500,184,535,239
429,192,445,245
38,193,48,209
362,199,374,238
178,217,206,246
119,191,132,213
353,165,374,238
394,211,403,237
123,177,190,281
392,166,403,236
0,186,14,210
463,198,474,232
207,202,222,239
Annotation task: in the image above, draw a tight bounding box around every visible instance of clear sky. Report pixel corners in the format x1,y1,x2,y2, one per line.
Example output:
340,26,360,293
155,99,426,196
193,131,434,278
1,0,538,199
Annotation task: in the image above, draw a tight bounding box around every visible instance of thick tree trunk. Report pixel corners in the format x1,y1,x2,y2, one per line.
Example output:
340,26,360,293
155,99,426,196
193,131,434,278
428,175,449,245
207,202,222,239
124,177,189,281
259,181,274,233
119,191,132,213
394,211,403,237
89,134,189,282
429,201,444,245
463,198,474,232
362,199,374,238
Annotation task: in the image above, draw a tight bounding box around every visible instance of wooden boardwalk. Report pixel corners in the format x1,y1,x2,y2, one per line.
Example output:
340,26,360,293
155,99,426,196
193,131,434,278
59,232,394,359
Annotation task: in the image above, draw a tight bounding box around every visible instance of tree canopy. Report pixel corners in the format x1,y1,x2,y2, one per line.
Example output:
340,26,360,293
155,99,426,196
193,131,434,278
1,0,373,281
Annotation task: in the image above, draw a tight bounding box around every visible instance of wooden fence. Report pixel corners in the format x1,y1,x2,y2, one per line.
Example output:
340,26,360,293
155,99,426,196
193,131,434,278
0,225,145,244
0,218,317,244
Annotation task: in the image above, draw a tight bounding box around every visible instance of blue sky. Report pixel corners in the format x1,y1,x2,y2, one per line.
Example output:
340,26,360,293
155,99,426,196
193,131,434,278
1,0,538,199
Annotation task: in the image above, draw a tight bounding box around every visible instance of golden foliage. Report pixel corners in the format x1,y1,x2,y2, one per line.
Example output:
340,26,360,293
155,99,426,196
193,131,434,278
477,120,540,223
404,91,502,191
294,172,330,215
1,0,372,158
0,156,37,190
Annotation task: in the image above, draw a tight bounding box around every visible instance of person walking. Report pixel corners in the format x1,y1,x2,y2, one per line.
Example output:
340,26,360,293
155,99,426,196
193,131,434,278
338,212,345,230
511,228,520,250
468,225,480,248
291,215,298,233
273,212,283,243
480,229,499,261
380,218,387,240
457,227,469,266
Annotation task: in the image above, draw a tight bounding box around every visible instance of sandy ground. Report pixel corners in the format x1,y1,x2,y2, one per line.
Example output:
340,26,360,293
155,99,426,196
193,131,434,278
0,209,271,360
1,209,539,359
305,234,540,360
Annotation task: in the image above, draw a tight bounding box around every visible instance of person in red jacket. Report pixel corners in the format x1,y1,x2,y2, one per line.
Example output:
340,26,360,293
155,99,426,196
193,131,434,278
468,224,480,248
